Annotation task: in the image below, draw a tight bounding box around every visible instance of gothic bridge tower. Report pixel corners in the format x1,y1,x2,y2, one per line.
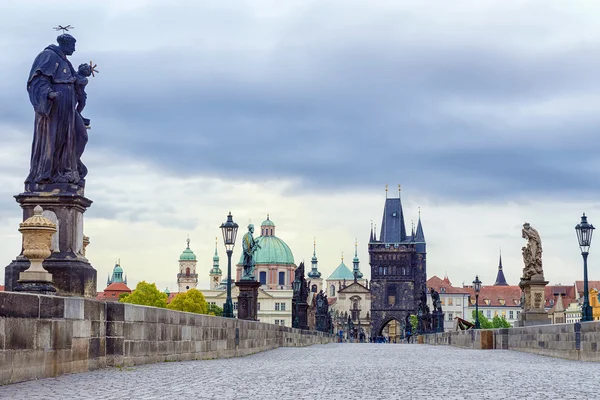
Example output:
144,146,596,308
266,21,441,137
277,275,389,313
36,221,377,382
369,187,426,338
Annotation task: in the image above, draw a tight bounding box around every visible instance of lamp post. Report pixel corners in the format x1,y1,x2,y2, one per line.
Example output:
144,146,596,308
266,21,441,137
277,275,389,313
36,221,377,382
220,212,239,319
473,275,482,329
576,213,595,322
292,276,301,328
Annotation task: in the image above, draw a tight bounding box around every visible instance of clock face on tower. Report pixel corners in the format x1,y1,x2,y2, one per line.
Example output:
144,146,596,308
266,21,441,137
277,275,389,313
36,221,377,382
213,277,218,283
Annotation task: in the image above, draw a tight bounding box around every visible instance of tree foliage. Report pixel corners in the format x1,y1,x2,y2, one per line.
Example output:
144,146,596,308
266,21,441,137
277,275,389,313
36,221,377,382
208,303,223,317
119,281,167,308
471,310,512,329
409,315,418,333
166,288,208,314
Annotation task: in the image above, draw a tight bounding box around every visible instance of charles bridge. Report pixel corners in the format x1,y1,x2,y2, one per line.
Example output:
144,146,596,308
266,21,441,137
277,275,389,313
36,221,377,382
1,289,600,399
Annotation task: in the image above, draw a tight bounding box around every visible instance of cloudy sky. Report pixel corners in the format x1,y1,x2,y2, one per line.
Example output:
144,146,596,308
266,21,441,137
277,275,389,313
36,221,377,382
1,0,599,292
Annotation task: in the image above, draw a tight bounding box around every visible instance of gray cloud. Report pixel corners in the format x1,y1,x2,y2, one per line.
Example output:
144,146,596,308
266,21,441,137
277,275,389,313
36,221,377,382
1,1,600,204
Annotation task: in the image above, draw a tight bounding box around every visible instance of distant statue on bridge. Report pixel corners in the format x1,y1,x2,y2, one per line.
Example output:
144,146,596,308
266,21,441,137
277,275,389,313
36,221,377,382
241,224,261,280
521,222,544,282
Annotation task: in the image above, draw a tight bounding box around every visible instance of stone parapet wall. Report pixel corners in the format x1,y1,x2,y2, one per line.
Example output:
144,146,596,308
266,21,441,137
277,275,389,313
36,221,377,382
0,291,334,385
421,321,600,361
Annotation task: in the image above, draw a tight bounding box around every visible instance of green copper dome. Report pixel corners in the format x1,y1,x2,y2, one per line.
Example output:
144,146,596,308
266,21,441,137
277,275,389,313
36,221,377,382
261,215,275,227
114,265,123,274
180,239,196,261
327,261,354,280
238,235,295,265
180,248,196,261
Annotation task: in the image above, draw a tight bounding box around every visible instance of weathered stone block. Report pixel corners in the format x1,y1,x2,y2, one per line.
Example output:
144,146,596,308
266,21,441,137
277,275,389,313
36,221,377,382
72,338,89,361
106,302,125,322
106,321,123,337
40,296,65,319
0,292,39,318
72,320,91,338
6,319,37,349
83,299,104,321
51,320,73,349
106,337,124,355
64,298,84,320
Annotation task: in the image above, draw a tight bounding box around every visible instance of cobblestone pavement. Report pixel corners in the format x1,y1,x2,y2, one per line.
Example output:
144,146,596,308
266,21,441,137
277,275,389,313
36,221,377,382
2,344,600,400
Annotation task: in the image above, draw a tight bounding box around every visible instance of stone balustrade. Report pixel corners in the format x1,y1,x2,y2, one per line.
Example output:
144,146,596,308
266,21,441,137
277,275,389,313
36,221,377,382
420,321,600,361
0,291,333,385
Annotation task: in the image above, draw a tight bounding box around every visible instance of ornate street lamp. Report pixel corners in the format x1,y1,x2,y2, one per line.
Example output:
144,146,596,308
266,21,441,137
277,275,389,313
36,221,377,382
473,275,482,329
576,213,595,322
292,276,301,328
220,212,239,318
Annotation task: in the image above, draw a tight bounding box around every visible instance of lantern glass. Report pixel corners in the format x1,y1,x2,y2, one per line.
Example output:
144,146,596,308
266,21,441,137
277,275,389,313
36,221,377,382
473,275,482,294
220,212,239,251
575,213,594,254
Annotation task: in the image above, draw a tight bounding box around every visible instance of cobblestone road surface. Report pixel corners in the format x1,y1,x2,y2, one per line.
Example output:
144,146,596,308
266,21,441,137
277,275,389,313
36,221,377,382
2,344,600,399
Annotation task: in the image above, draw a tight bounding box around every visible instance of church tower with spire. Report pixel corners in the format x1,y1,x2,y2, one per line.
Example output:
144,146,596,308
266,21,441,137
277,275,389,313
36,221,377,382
177,238,198,292
307,239,323,293
209,237,222,289
369,185,427,339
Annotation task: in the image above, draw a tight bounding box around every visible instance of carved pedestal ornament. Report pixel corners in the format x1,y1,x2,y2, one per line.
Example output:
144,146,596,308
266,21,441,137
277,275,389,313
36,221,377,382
15,205,57,294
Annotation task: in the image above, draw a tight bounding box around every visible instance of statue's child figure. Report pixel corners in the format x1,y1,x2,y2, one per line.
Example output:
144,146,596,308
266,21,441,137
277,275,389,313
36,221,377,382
75,63,92,126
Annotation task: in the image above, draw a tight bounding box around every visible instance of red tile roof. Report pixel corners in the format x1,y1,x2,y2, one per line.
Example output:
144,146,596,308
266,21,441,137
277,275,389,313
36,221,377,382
575,281,600,295
464,285,522,307
105,282,131,292
427,276,470,294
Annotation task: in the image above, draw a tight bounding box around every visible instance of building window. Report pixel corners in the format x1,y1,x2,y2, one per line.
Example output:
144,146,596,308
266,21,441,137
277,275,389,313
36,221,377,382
447,298,453,306
280,320,285,326
440,298,445,306
486,310,491,318
186,267,190,276
279,271,285,286
275,320,279,325
275,303,280,311
311,284,317,293
258,302,261,311
448,312,453,321
455,298,461,306
516,311,521,316
387,285,395,306
234,302,238,310
186,286,189,290
281,302,286,311
330,285,335,297
259,271,267,285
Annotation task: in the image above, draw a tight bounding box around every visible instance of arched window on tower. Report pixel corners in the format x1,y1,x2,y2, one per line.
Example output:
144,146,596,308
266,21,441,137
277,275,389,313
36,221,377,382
330,285,336,297
186,267,190,276
311,284,317,293
259,271,267,285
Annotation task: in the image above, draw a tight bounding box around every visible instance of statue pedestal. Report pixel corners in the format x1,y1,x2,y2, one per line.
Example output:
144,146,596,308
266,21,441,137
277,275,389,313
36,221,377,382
432,310,445,333
5,191,97,297
236,280,261,321
518,274,550,327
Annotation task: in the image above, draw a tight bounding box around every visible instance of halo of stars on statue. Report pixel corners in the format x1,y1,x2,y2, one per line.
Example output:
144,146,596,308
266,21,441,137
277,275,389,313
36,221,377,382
53,25,99,77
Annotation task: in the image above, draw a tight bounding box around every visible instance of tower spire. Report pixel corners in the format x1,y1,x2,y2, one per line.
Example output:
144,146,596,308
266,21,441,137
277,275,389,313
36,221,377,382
385,184,388,199
308,237,321,278
493,248,508,286
353,238,363,279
